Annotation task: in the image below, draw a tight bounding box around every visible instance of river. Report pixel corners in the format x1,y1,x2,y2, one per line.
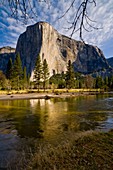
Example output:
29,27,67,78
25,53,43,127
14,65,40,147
0,93,113,168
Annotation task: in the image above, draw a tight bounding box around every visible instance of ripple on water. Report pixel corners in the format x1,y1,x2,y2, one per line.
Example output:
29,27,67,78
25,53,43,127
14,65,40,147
0,133,19,168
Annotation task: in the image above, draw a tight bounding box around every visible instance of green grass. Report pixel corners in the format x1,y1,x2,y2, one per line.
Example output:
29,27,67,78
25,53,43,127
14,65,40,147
26,130,113,170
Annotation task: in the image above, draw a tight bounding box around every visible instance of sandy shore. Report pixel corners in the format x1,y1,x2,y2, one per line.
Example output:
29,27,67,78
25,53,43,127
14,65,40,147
0,91,101,100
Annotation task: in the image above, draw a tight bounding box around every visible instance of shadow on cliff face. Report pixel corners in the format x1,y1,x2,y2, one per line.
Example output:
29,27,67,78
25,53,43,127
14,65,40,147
15,22,43,77
0,53,15,73
73,43,110,74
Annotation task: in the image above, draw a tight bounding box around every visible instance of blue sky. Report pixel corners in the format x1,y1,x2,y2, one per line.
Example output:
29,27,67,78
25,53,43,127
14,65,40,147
0,0,113,58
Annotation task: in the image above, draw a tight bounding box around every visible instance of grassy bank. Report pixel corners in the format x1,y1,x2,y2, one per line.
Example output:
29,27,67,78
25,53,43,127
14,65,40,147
0,88,102,95
26,130,113,170
7,130,113,169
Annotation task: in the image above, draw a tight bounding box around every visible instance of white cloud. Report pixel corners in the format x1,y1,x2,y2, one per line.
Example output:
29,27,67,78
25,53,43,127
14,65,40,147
1,10,8,17
0,22,7,30
81,1,113,46
54,1,113,46
0,0,113,58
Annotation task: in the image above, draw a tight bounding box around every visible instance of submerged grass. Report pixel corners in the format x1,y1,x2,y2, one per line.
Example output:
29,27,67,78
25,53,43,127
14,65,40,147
26,130,113,170
7,130,113,169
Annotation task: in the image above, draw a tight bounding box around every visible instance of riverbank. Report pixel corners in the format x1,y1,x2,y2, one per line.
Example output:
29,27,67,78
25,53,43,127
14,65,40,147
27,130,113,170
8,129,113,169
0,89,103,100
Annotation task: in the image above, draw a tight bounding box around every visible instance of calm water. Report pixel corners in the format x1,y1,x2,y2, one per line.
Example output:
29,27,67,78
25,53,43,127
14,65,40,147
0,93,113,167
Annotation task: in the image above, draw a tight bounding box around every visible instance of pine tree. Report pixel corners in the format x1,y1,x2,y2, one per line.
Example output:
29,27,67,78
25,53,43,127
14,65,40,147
33,55,42,91
23,66,27,89
95,76,104,89
42,59,49,91
84,75,94,89
11,53,23,89
108,76,113,89
27,73,30,89
0,71,6,89
104,76,108,86
66,60,75,89
6,58,13,79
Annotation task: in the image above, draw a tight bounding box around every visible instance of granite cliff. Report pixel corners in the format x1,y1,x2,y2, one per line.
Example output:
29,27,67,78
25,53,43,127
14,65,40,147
16,22,110,79
0,46,15,54
0,22,111,78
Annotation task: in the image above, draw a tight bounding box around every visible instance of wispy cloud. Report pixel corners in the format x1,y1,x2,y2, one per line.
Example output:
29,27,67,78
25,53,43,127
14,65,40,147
0,0,113,58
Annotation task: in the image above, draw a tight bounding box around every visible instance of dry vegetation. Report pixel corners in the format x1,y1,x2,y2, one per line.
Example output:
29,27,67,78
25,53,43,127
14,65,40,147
0,88,102,95
8,130,113,170
26,130,113,170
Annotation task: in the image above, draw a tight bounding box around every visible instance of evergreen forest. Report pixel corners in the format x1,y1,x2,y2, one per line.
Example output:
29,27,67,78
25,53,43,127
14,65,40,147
0,54,113,92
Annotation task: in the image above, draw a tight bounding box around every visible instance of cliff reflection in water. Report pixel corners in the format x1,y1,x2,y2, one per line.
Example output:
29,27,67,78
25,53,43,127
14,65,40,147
9,96,110,139
29,98,69,140
0,95,112,140
28,97,106,139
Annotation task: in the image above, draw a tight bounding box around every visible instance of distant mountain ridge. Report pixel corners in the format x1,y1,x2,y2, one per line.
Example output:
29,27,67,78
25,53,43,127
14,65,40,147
0,46,15,54
0,47,15,73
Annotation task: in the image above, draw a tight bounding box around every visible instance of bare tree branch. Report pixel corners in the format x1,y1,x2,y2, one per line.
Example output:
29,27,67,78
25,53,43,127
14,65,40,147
1,0,100,41
59,0,100,41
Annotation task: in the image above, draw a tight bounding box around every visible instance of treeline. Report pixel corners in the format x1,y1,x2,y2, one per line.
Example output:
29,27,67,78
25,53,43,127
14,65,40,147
50,72,113,90
5,53,28,90
0,54,113,91
0,54,49,91
50,60,113,90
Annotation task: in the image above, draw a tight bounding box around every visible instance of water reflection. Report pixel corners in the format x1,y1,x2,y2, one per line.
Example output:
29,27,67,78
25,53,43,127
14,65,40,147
0,95,113,140
0,94,113,167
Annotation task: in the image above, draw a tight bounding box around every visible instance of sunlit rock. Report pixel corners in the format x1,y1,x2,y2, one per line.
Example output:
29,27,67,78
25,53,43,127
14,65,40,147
16,22,110,79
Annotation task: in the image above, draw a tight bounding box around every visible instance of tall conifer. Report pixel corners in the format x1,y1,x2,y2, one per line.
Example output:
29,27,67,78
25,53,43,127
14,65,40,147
13,53,23,78
66,60,75,89
6,58,13,79
23,66,27,89
42,59,49,91
11,53,23,89
33,55,42,91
